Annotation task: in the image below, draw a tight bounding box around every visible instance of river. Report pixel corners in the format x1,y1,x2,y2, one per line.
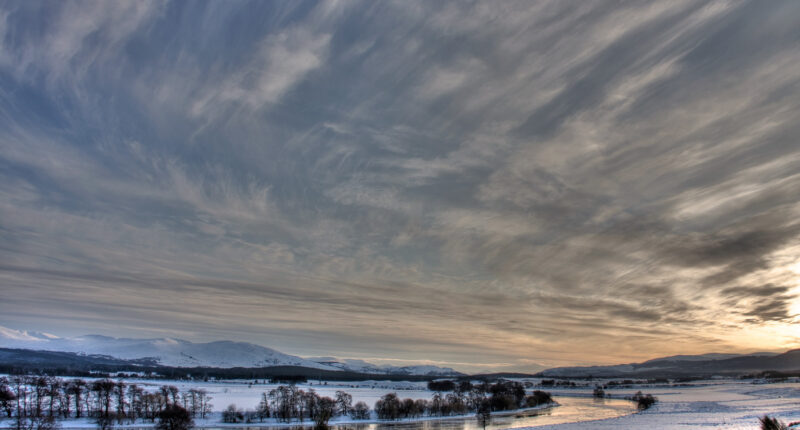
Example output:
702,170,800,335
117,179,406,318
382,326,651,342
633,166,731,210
199,397,637,430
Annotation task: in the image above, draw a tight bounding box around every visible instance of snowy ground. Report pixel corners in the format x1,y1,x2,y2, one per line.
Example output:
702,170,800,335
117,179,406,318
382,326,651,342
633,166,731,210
111,377,435,410
527,378,800,429
1,377,799,429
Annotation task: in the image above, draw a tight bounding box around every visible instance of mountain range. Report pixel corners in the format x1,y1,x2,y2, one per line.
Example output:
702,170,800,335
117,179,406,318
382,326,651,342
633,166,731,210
3,326,798,378
0,326,461,376
537,350,800,378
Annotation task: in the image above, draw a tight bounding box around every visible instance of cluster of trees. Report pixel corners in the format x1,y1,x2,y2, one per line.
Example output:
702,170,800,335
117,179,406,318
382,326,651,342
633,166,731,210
539,379,578,387
0,376,211,429
2,377,555,429
629,391,657,410
602,378,668,387
374,381,552,420
222,387,364,428
426,380,458,391
219,381,553,426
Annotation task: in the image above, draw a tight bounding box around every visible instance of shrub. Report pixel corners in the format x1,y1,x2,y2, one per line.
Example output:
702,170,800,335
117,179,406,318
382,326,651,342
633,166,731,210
757,416,800,430
760,416,787,430
427,380,456,392
221,404,244,423
630,391,656,410
350,402,370,420
525,391,553,407
156,404,193,430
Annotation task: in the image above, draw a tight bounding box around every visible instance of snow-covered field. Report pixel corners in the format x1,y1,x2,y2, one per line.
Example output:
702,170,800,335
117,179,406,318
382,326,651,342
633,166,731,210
531,378,800,429
100,377,435,410
2,377,799,429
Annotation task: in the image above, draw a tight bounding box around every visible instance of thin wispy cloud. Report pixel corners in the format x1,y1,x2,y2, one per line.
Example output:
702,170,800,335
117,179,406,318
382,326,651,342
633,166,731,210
1,0,799,372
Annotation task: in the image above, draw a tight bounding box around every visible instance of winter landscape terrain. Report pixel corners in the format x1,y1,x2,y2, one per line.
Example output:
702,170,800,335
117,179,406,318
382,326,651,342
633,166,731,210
2,327,800,429
1,375,799,429
3,1,800,429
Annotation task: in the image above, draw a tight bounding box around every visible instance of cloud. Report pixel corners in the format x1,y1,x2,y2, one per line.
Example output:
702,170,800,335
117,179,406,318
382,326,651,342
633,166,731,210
742,300,796,323
722,285,792,299
719,284,799,324
1,1,161,84
1,0,800,370
190,27,332,119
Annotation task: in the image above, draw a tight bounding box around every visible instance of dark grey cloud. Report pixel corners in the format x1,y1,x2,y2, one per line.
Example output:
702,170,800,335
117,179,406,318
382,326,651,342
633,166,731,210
0,0,799,370
722,285,793,299
720,284,798,324
742,300,796,323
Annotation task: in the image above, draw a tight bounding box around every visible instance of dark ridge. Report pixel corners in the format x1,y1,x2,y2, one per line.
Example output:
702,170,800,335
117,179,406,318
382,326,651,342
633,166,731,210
463,372,539,380
536,349,800,378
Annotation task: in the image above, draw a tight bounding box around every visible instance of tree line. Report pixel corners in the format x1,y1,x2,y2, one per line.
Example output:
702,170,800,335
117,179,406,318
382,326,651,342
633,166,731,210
1,376,554,429
375,381,552,420
0,376,211,429
219,380,552,427
221,386,366,428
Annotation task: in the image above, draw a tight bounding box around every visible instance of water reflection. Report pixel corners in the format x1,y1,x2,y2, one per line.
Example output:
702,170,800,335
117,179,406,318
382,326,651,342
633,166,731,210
201,397,636,430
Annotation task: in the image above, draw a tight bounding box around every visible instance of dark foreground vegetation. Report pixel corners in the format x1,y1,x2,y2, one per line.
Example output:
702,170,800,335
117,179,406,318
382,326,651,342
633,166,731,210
760,415,800,430
629,391,657,410
591,386,656,410
374,381,552,420
222,380,553,428
0,375,206,430
0,376,554,429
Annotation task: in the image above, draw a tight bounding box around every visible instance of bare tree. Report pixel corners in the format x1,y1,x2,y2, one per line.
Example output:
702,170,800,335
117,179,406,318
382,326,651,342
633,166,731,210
66,380,86,419
476,400,491,430
0,377,16,418
335,391,352,417
375,393,401,420
159,387,179,406
114,382,126,422
195,390,211,419
256,393,270,422
221,405,243,423
350,402,370,420
314,397,335,429
128,385,143,423
91,380,116,419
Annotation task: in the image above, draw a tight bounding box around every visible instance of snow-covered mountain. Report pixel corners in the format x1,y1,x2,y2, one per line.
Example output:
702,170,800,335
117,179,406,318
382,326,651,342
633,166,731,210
307,357,463,376
0,327,335,369
0,326,461,375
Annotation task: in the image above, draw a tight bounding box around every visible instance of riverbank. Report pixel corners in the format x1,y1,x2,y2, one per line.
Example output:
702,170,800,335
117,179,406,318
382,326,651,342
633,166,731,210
523,381,800,429
0,402,561,429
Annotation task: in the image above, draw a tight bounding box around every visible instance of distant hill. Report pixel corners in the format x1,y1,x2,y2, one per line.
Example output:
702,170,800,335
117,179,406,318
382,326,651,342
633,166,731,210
0,325,462,377
307,356,462,377
538,350,796,378
0,347,454,381
0,347,158,367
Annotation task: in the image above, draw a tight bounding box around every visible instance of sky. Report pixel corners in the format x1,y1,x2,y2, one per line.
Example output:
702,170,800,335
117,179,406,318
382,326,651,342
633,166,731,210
0,0,799,374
